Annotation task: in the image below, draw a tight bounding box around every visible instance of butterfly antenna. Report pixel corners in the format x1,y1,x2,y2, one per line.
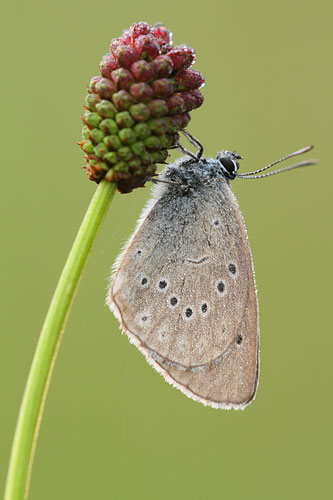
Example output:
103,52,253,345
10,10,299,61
237,159,318,179
237,145,317,178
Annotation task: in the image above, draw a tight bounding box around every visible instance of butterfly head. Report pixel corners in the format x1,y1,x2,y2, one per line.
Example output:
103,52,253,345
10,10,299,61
215,151,243,180
155,151,243,195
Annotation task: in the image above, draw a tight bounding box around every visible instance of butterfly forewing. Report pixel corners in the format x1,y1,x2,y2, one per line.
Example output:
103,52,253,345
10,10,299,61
108,176,259,410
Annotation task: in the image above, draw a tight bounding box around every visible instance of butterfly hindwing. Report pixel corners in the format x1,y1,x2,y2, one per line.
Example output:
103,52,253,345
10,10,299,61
108,175,259,410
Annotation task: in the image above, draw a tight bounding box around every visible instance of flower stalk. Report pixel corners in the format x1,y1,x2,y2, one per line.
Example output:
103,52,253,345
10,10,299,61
4,180,116,500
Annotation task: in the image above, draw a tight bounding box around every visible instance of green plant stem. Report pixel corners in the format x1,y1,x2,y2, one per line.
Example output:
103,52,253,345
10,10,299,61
4,179,116,500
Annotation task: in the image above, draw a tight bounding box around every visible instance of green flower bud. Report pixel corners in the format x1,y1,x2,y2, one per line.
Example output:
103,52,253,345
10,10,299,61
127,158,142,170
144,136,161,151
130,103,151,122
140,152,153,166
85,93,101,111
90,128,105,144
104,152,118,164
159,134,175,148
115,111,135,128
118,146,134,161
100,119,118,135
94,143,108,159
134,122,151,139
118,128,137,145
114,161,129,172
81,140,94,154
149,118,168,135
112,90,134,110
145,164,157,175
152,150,168,162
96,99,117,118
95,161,109,171
104,135,122,150
130,141,146,156
82,126,90,139
84,112,102,128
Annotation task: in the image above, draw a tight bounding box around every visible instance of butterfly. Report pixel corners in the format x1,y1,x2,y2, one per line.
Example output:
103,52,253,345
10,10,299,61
107,133,315,410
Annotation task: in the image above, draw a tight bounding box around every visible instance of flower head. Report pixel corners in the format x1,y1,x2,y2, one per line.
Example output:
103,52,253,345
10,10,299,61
79,22,204,193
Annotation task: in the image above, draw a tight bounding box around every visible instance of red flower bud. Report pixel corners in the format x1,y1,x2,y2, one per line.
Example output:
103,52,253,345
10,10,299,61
147,99,169,117
152,78,175,97
99,54,118,79
187,89,204,109
152,24,172,44
130,60,155,82
112,90,134,111
113,45,139,69
111,68,135,90
134,35,160,61
151,55,173,78
130,22,152,40
120,30,131,45
87,76,102,94
168,45,195,71
176,112,191,128
129,82,154,102
166,94,186,114
95,78,116,99
110,38,126,55
175,69,204,91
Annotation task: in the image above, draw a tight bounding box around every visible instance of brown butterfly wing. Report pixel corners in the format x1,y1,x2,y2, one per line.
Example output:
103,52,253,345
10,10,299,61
108,180,259,409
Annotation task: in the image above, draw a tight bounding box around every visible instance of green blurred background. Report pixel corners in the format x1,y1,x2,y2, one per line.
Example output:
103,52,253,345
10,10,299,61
1,0,332,498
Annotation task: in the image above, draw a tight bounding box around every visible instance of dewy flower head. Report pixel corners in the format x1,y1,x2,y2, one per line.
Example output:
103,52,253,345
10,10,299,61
79,21,204,193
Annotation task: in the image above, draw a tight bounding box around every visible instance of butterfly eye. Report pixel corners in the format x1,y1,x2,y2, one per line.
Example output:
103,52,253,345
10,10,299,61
218,156,238,179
